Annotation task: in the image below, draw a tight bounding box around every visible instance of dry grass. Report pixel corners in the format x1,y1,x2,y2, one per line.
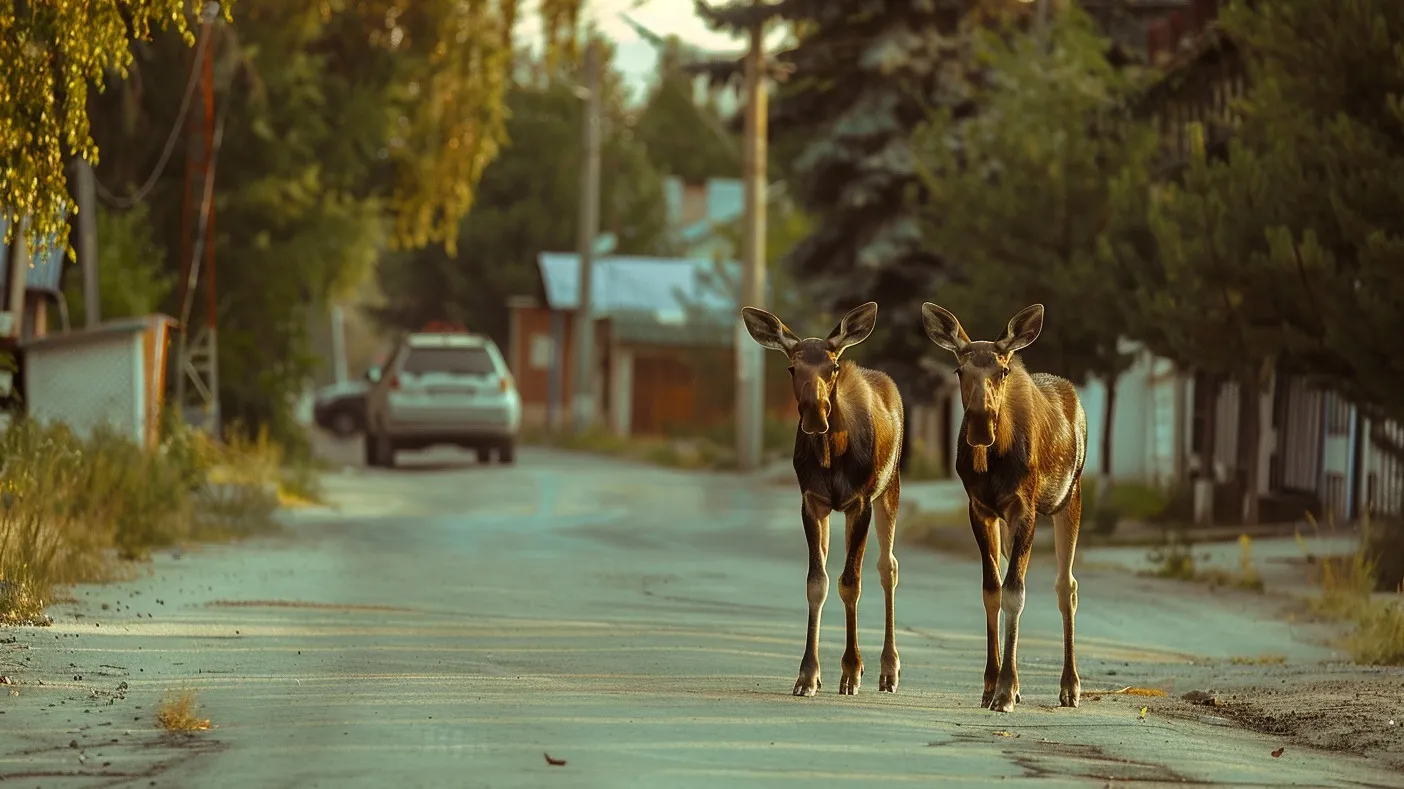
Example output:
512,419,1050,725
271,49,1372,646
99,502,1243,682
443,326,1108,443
157,689,211,733
0,418,309,624
1299,512,1404,666
1145,532,1264,592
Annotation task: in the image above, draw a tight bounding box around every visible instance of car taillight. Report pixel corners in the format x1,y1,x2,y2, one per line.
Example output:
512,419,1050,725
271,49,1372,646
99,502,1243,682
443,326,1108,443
499,375,513,393
389,374,400,390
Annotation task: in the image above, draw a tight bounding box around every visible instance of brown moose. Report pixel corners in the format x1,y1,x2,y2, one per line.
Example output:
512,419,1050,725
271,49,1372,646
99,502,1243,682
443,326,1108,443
920,302,1088,713
741,302,905,697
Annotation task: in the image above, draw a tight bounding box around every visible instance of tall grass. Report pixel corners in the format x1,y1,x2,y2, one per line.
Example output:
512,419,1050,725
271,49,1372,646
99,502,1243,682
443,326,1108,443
1300,512,1404,666
0,418,290,625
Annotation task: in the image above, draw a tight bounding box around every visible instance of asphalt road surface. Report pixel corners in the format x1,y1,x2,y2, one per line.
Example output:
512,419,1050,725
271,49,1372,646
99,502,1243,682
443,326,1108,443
1,444,1399,788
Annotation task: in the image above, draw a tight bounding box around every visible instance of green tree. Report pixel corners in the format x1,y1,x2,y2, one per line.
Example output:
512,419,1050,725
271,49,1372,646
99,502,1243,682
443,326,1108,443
1218,0,1404,445
695,0,1001,394
63,203,172,326
633,35,741,184
374,45,674,347
1,0,221,256
3,0,587,257
912,8,1158,505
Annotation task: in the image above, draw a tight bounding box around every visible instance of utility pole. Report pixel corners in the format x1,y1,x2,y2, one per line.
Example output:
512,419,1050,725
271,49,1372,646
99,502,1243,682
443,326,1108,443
73,159,100,327
736,12,769,471
174,6,223,435
571,38,603,436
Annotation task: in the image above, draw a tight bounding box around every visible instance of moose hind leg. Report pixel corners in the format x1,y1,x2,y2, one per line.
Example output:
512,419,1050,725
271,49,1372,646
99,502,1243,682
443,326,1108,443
1054,479,1083,708
875,480,901,692
795,493,831,697
838,500,872,695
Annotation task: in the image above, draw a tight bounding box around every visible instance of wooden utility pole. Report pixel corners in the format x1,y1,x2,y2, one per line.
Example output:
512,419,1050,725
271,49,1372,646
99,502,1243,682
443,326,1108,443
73,159,100,327
571,38,603,436
736,13,769,471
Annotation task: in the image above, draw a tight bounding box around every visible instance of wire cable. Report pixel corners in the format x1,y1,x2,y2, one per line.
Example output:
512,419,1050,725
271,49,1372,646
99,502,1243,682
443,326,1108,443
93,16,215,209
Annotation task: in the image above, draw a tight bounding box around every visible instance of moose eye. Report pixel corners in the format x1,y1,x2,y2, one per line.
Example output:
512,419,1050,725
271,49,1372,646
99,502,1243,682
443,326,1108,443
953,367,962,377
831,364,840,375
998,368,1011,381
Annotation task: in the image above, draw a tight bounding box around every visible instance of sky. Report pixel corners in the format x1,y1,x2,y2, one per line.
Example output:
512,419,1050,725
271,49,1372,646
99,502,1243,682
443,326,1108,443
514,0,790,104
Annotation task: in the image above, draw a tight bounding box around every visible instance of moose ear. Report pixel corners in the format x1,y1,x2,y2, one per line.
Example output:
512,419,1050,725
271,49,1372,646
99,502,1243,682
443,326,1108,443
826,301,878,355
920,302,970,355
996,303,1044,354
740,306,800,353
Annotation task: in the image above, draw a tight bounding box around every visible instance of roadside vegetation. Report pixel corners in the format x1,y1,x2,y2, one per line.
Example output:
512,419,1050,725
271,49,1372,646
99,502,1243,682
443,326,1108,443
1298,514,1404,666
0,418,320,627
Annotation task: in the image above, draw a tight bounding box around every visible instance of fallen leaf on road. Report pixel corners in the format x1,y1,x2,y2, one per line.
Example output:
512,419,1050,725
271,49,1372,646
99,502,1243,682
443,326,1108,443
1113,687,1167,697
544,752,567,766
1272,747,1286,758
993,730,1014,737
1138,706,1148,721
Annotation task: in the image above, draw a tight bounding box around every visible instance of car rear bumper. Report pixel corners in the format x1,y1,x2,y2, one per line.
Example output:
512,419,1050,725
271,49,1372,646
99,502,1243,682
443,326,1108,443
384,405,519,442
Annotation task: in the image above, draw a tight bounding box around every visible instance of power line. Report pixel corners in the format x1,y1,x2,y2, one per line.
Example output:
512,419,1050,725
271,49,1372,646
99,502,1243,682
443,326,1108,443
94,8,219,209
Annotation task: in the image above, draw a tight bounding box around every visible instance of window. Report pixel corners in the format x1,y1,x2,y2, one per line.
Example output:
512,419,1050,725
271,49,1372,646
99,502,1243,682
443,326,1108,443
402,346,496,376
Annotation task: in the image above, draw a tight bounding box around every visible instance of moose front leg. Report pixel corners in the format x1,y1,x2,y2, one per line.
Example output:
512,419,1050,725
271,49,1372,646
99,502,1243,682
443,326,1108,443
838,499,872,695
990,498,1037,713
795,492,832,697
969,501,1003,707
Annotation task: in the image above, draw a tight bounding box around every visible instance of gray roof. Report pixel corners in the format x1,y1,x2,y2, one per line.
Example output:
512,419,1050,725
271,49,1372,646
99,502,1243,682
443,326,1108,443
538,252,739,318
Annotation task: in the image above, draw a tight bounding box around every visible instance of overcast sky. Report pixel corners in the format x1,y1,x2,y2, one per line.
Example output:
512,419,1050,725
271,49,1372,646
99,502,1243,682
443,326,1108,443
514,0,788,104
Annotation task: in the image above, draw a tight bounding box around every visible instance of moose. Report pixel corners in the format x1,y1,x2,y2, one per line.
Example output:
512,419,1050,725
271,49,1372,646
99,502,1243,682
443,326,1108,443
920,302,1088,713
741,302,905,697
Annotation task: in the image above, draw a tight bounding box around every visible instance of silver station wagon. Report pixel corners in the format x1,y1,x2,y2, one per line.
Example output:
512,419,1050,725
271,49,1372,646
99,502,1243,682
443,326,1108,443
362,329,521,468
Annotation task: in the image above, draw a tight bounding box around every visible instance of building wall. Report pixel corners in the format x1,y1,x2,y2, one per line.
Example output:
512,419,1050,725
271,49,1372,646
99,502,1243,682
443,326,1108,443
508,304,609,429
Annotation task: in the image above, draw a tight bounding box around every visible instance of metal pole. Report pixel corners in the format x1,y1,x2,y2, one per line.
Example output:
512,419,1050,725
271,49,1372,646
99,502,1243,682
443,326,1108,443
571,39,603,435
74,159,100,327
736,14,768,471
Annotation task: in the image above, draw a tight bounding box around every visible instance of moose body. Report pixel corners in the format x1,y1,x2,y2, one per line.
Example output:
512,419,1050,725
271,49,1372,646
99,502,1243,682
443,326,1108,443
922,302,1088,713
741,302,905,697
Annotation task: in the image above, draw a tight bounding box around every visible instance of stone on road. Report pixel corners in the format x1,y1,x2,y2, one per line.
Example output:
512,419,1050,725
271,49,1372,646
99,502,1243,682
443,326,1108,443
0,447,1396,788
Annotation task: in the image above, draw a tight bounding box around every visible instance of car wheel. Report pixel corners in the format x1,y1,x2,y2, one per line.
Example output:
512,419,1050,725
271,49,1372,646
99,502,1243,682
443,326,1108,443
498,441,516,464
476,447,491,464
330,409,360,437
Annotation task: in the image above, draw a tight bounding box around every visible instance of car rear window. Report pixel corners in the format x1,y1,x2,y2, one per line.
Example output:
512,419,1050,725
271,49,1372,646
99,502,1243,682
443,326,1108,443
401,346,497,376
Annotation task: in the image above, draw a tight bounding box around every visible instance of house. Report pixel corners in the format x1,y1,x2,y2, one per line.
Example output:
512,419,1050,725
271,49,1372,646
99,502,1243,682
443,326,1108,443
506,251,793,437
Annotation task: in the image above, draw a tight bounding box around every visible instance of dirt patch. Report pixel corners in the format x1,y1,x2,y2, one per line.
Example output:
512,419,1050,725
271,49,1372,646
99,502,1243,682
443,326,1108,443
205,599,420,614
1169,664,1404,772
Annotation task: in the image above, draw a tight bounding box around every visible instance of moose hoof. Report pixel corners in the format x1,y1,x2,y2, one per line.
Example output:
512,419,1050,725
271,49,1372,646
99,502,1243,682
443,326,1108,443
879,653,899,693
988,688,1020,713
839,665,863,695
1060,683,1081,708
793,672,821,697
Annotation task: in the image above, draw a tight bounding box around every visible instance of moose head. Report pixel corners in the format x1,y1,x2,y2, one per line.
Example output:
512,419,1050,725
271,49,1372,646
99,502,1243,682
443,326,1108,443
740,302,879,435
921,303,1045,449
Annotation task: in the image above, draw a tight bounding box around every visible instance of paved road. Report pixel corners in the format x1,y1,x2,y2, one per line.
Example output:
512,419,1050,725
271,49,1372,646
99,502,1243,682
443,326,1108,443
1,445,1398,788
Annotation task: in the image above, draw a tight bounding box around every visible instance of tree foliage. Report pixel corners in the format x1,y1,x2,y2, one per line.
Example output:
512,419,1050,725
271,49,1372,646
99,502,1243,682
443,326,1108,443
374,45,674,348
914,9,1155,388
1216,0,1404,434
1,0,221,255
633,35,741,184
696,0,1004,391
2,0,587,258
